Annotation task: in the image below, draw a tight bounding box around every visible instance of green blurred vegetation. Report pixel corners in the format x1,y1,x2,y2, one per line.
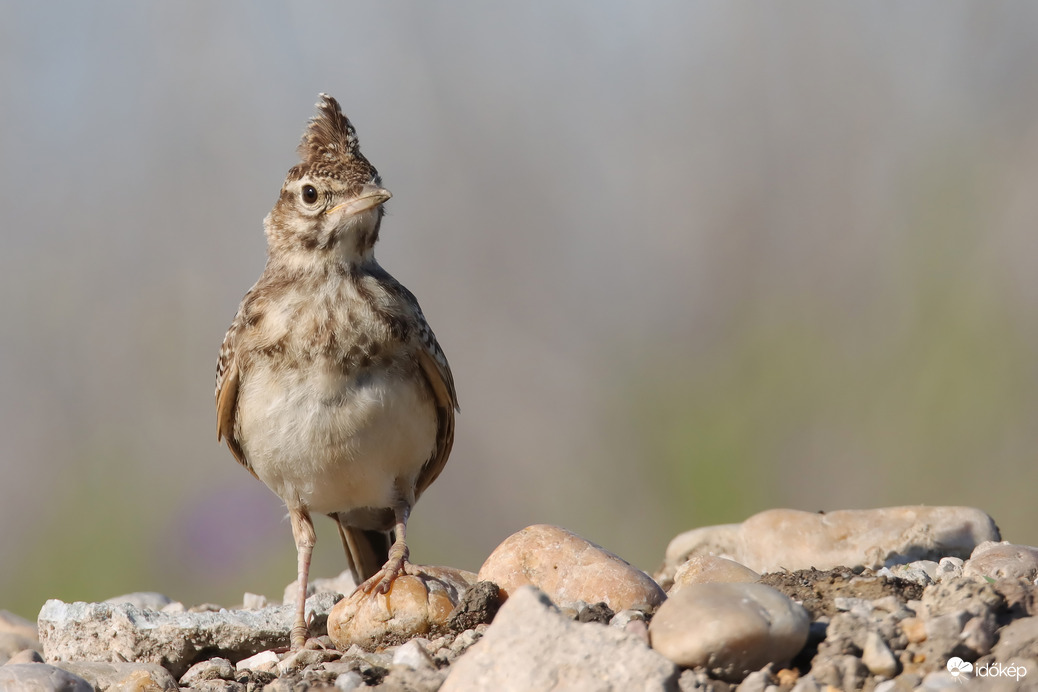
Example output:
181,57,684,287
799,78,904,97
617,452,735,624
632,160,1037,543
13,445,155,611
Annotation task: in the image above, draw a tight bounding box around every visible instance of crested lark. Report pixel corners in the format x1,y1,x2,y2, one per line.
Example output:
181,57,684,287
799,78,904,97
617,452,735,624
216,94,458,650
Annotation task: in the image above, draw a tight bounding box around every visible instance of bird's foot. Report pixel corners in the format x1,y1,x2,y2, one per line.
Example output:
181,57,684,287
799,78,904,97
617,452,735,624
358,544,415,595
283,638,329,653
288,610,329,651
289,624,310,651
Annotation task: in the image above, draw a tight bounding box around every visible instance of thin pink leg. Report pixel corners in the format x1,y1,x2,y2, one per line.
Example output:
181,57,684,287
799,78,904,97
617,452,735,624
288,507,316,650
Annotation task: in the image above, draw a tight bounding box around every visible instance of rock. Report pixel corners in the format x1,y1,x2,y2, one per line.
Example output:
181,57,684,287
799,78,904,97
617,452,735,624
392,639,437,670
327,566,475,651
0,633,42,663
241,593,269,610
575,601,615,624
734,668,771,692
446,581,501,631
55,661,178,691
809,654,868,691
0,611,38,643
775,668,802,689
670,555,760,594
440,586,679,691
379,664,446,692
900,617,927,644
936,557,964,582
187,682,247,692
919,670,960,689
963,542,1038,582
832,596,874,615
0,663,93,692
924,610,969,641
622,618,650,645
478,524,666,612
104,592,174,610
961,615,997,656
0,611,41,664
38,595,338,678
446,627,486,663
911,560,941,582
659,506,999,582
334,671,365,691
676,668,722,691
338,644,393,671
648,582,809,682
610,609,647,628
861,631,898,677
235,650,279,674
179,657,236,686
324,656,387,688
790,673,821,692
919,578,1004,621
277,647,340,674
899,574,1016,678
814,610,873,661
5,650,44,665
986,615,1038,661
993,578,1038,618
878,561,937,586
610,610,650,644
262,678,309,692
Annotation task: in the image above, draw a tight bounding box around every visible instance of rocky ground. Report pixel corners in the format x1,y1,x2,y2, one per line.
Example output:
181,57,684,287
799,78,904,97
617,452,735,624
2,505,1037,691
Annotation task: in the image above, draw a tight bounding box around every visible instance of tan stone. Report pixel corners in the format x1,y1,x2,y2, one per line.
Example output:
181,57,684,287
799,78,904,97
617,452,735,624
327,566,475,651
0,632,41,661
477,524,666,612
0,664,92,692
901,617,927,644
5,650,44,665
862,630,898,677
0,611,38,643
440,587,679,691
51,661,179,692
776,668,800,687
649,582,809,682
671,555,760,594
963,542,1038,582
659,506,999,583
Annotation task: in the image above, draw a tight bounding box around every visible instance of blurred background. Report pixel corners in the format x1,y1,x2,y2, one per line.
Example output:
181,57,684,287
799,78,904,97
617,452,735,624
2,3,1038,619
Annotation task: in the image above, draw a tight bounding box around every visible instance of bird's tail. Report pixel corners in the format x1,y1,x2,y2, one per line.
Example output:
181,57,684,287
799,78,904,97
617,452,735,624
335,520,391,585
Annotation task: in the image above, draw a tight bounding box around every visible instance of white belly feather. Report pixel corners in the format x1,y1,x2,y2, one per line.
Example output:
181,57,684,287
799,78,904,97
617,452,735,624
237,359,437,515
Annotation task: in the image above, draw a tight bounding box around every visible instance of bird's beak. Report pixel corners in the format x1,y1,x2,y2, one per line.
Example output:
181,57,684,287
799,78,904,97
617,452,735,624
326,187,392,218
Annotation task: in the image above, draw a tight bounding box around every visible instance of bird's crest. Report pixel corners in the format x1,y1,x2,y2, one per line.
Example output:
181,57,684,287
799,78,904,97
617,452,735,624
298,93,362,165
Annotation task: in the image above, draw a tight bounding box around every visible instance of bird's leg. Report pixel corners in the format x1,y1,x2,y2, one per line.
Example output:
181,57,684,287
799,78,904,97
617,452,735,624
359,503,413,595
288,507,316,650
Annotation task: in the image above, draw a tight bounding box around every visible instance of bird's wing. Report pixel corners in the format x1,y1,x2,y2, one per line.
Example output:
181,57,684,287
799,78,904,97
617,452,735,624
380,275,459,499
415,334,457,497
215,300,255,478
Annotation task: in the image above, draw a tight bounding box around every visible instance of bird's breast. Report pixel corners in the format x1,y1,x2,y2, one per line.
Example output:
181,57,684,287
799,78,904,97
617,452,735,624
236,353,438,515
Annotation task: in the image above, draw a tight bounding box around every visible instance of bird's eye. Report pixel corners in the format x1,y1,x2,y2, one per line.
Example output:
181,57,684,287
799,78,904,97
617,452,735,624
301,185,319,204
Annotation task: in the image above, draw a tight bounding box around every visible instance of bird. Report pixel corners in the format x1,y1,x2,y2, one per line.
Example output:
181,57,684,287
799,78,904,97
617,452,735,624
215,93,458,650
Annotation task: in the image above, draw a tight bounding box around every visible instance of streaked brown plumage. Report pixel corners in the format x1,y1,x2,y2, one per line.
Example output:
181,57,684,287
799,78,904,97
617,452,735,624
215,94,458,650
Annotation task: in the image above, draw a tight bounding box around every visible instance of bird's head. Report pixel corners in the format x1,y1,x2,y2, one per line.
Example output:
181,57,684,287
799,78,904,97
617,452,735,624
265,93,391,267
